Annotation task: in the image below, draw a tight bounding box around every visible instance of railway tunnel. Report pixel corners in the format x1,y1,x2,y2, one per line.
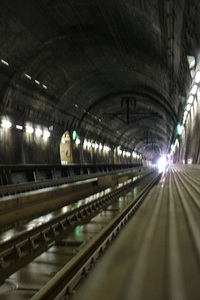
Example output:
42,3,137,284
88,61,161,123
0,0,200,299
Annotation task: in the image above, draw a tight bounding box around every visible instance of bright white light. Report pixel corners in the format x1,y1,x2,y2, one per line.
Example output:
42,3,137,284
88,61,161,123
75,138,80,145
174,138,179,147
16,125,23,130
42,84,47,89
157,156,168,173
118,149,122,155
187,95,194,104
185,104,192,112
95,143,99,149
43,130,50,138
1,59,9,66
103,145,110,152
61,138,65,144
92,143,95,148
83,140,88,148
195,71,200,83
35,128,42,137
35,80,40,85
187,56,195,69
1,120,12,128
26,125,34,134
25,74,32,80
99,144,103,150
191,84,198,95
187,158,192,165
88,142,92,148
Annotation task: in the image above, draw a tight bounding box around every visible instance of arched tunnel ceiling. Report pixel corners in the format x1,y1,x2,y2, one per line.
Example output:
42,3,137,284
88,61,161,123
0,0,200,159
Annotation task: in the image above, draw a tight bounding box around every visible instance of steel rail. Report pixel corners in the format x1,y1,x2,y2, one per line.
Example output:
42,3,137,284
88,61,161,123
0,170,155,283
31,172,161,300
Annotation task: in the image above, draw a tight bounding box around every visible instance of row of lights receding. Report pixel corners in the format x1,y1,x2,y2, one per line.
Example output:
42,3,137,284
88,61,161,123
74,104,102,122
182,70,200,124
1,120,50,138
0,58,47,90
170,69,200,156
24,73,47,90
76,138,140,158
117,148,140,158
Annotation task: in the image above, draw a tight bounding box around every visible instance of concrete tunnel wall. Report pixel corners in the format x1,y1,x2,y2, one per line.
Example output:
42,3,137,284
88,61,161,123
0,127,60,164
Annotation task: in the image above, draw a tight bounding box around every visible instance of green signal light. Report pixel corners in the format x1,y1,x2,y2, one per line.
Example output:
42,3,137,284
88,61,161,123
176,123,183,136
72,130,77,141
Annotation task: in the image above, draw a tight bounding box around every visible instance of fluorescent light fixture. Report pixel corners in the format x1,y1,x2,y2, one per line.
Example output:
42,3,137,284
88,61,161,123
35,128,42,137
25,74,32,80
16,125,23,130
185,104,192,112
103,145,110,151
42,84,47,89
187,95,194,104
35,80,40,85
75,138,80,145
1,120,12,128
191,84,198,95
43,130,50,138
187,56,195,69
195,71,200,84
26,125,34,134
118,149,122,155
1,59,9,66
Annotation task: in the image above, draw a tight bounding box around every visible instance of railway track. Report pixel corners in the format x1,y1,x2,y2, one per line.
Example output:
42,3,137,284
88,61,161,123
0,169,160,299
70,165,200,300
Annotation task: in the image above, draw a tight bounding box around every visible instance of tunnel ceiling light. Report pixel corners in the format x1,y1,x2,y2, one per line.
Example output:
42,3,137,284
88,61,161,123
1,59,9,66
195,71,200,84
16,125,23,130
1,120,12,128
61,137,65,144
191,84,198,95
42,84,47,89
26,125,34,134
35,80,40,85
187,95,194,104
25,73,32,80
35,128,42,137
